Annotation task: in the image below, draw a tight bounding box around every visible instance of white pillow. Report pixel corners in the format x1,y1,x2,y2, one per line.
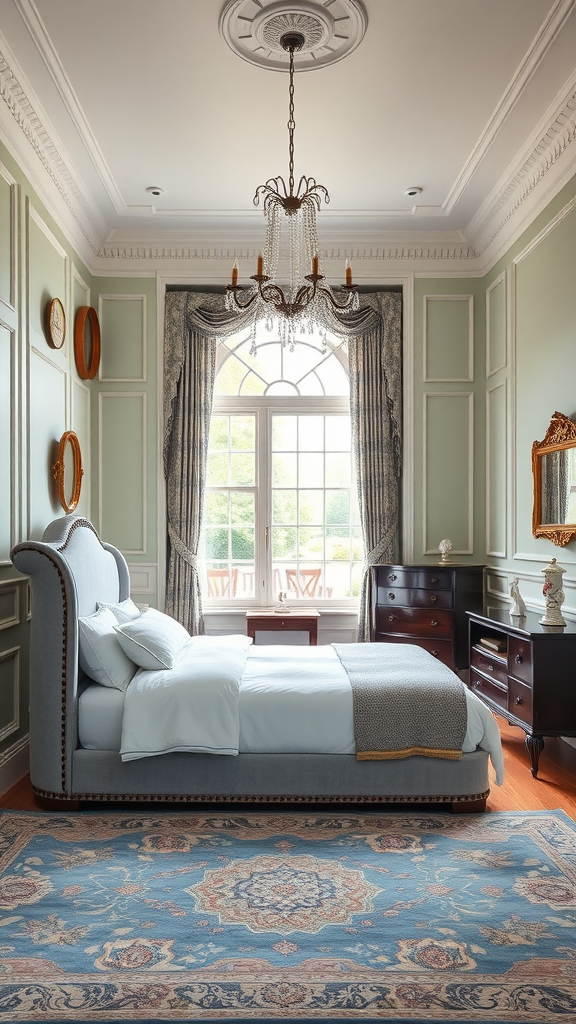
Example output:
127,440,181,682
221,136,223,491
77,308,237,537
114,608,190,670
97,597,141,624
78,606,137,691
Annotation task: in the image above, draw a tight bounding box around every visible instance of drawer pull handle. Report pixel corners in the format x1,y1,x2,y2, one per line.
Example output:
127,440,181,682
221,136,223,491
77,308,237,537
432,650,439,657
388,593,395,600
487,664,494,672
515,696,523,705
430,619,438,627
431,577,438,583
515,654,523,665
388,614,394,622
388,574,397,582
430,595,437,603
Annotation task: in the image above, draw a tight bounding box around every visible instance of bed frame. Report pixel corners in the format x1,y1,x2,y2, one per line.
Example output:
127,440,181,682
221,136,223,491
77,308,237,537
11,516,490,811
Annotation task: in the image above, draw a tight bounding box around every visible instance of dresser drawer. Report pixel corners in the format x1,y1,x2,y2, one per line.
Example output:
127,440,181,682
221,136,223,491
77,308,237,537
376,633,454,668
508,677,533,726
508,637,533,685
377,607,453,639
469,670,508,711
379,568,451,591
378,588,453,610
470,646,508,688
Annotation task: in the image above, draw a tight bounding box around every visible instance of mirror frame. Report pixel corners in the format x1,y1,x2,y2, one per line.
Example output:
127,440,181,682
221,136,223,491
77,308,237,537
532,410,576,546
74,305,101,380
52,431,83,514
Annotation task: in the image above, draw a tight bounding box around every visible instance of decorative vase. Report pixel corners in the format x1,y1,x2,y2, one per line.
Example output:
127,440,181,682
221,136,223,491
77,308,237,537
509,577,526,618
539,558,566,626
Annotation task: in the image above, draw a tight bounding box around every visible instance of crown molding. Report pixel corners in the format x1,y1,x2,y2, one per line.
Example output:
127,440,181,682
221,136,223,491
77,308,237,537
0,37,105,264
467,84,576,270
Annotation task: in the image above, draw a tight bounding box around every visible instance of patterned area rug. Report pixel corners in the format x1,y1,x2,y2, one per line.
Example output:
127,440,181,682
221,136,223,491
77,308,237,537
0,810,575,1023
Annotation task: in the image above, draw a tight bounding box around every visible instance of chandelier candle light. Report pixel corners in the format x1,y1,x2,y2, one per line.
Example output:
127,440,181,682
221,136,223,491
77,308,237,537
225,31,359,334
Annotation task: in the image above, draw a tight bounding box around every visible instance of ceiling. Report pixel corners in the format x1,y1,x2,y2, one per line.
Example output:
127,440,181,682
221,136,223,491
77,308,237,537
1,0,575,275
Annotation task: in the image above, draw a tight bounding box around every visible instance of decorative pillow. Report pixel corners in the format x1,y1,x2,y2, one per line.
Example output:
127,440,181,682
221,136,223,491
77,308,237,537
97,597,142,624
78,606,137,691
114,608,190,670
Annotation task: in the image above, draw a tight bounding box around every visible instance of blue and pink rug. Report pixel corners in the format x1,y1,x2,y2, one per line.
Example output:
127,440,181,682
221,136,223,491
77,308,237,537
0,809,575,1022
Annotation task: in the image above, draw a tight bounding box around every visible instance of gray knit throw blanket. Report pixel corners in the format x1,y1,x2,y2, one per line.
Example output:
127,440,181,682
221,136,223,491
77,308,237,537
332,642,467,761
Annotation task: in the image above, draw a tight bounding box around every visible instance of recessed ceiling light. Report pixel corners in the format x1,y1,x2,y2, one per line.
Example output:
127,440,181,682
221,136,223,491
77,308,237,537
146,186,165,197
404,186,423,197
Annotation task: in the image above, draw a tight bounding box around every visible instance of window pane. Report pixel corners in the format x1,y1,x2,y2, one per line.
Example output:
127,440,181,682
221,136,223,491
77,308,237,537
272,527,297,559
230,452,254,485
205,491,228,525
206,452,228,485
299,526,324,559
209,416,229,449
298,452,323,487
273,452,297,486
273,489,297,524
231,527,254,560
326,452,351,486
298,490,323,524
204,527,228,560
230,417,255,450
298,416,324,451
325,416,351,450
272,416,297,451
231,492,254,524
239,372,266,396
326,490,350,525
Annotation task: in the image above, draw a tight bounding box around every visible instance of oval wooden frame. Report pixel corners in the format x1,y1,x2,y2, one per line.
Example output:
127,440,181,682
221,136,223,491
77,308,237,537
46,297,66,349
52,431,83,514
74,306,101,379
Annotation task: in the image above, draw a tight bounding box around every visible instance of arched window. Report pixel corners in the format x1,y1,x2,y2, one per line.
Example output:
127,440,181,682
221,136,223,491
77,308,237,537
200,319,363,606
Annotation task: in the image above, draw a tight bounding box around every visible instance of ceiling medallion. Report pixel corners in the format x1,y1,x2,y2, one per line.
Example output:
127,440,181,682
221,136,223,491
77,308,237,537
219,0,367,72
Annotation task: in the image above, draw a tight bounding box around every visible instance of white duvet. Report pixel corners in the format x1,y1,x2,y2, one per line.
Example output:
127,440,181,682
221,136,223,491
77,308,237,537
118,637,504,784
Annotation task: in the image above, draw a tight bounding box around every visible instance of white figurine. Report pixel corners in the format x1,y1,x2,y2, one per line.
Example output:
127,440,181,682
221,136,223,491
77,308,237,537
438,539,453,563
509,577,526,618
274,591,289,614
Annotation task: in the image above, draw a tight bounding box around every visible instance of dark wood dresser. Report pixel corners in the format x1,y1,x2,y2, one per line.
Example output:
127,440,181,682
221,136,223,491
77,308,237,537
371,563,484,670
467,607,576,777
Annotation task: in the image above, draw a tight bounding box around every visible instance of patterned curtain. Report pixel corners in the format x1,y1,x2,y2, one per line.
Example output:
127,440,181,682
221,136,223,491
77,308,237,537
348,293,402,641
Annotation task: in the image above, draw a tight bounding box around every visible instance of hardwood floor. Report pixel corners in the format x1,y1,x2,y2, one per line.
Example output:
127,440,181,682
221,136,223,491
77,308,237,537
1,717,575,818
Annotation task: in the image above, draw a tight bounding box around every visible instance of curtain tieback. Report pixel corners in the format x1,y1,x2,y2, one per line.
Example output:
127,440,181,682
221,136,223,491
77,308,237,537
363,530,395,571
168,524,199,571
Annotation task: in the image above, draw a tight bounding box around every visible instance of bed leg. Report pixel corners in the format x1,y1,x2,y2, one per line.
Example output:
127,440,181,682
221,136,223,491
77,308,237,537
35,796,80,811
450,798,486,813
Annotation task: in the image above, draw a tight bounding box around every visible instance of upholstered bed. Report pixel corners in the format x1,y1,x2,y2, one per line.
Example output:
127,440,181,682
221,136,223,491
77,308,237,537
11,516,501,811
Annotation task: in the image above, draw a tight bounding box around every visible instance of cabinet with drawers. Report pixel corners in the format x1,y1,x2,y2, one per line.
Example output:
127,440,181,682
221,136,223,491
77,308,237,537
371,564,484,670
467,607,576,777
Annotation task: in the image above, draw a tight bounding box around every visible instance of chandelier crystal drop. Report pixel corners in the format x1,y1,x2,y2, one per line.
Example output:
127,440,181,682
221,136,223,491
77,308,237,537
225,30,359,347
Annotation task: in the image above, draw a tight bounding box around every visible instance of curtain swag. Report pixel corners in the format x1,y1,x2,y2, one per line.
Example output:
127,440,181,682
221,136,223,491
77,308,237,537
164,290,402,639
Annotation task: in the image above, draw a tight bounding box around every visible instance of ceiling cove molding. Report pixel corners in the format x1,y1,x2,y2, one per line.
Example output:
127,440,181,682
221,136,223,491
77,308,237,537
468,87,576,267
0,42,104,259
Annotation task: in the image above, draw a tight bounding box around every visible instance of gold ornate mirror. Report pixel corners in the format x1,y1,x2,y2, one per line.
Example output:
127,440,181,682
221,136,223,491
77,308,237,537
532,411,576,546
52,431,83,514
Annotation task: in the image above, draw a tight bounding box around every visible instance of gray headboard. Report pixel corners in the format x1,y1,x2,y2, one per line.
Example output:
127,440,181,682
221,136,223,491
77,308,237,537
11,516,129,797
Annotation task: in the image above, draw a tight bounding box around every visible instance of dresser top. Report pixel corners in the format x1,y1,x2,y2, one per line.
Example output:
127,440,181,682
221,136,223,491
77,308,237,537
467,605,576,638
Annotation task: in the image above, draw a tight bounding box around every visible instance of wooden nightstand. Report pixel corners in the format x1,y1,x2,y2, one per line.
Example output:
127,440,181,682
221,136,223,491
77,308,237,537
246,610,320,645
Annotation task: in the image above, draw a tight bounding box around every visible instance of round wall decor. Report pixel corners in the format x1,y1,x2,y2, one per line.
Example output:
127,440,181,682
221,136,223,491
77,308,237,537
52,431,83,514
74,305,101,380
46,297,66,349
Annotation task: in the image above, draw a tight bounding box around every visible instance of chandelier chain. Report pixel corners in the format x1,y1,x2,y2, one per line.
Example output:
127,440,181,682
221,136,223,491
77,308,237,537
288,44,295,196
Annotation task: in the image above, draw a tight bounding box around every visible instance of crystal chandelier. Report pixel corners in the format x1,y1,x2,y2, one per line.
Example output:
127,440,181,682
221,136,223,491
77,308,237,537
225,30,359,338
